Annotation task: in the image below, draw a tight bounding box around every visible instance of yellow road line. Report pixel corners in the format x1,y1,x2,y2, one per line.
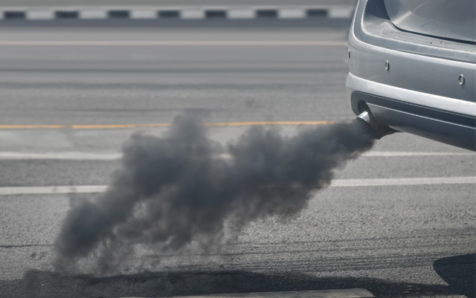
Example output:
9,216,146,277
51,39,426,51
71,124,170,129
0,121,334,130
204,121,334,127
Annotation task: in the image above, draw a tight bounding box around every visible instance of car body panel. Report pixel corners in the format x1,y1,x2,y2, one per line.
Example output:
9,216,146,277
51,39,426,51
346,0,476,151
347,74,476,119
348,38,475,104
383,0,476,43
353,0,476,63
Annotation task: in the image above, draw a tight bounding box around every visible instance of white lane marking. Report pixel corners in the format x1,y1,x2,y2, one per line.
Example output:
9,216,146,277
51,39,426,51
0,41,347,46
26,10,54,20
328,7,354,19
362,151,475,157
79,10,107,19
278,9,306,19
331,176,476,187
0,151,473,161
0,177,474,196
130,10,157,19
181,9,205,19
166,288,374,297
227,9,255,19
0,185,107,195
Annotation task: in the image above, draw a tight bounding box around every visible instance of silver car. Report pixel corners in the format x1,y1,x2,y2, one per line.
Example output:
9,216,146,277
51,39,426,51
347,0,476,151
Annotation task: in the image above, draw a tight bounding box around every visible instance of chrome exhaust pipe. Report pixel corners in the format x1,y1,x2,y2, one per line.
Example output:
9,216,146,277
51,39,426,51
356,111,395,139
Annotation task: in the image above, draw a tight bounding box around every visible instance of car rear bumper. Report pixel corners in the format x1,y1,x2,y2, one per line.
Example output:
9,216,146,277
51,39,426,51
346,0,476,151
347,75,476,150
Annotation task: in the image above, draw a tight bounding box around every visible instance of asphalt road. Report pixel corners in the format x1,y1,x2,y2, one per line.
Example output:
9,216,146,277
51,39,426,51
0,25,474,298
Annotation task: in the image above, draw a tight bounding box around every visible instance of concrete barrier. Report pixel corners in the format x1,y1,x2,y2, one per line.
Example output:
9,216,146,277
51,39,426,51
0,6,355,21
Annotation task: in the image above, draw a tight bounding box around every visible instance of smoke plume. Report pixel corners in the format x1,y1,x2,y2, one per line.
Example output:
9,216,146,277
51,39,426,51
54,113,375,273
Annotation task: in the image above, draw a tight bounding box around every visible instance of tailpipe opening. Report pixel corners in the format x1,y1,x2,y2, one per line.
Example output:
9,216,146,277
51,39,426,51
356,110,396,139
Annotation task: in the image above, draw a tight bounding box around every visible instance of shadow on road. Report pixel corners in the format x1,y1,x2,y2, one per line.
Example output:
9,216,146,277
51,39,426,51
433,254,475,298
1,263,474,298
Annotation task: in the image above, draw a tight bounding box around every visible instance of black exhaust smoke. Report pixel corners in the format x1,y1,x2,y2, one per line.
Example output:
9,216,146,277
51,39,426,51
54,113,378,274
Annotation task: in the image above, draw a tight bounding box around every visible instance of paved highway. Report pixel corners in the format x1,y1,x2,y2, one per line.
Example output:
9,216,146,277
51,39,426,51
0,25,474,298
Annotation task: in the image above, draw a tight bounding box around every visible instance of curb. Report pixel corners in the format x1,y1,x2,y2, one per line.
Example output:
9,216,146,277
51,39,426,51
0,6,354,21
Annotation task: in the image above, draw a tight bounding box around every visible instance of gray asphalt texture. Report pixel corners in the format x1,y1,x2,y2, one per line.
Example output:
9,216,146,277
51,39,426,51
0,25,474,298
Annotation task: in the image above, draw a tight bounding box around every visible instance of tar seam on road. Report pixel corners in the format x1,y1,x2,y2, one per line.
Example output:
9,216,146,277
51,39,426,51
0,177,474,195
0,41,348,46
0,121,335,130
